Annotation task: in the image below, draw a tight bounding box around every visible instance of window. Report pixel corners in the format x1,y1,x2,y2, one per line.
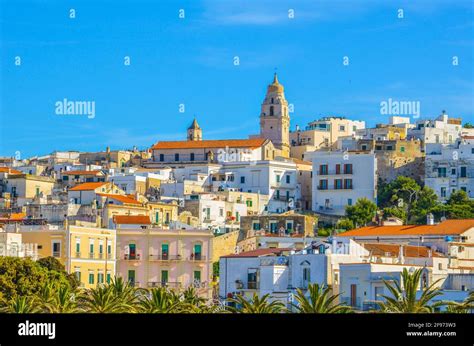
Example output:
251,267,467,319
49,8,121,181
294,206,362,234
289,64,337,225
75,239,80,254
460,166,467,178
461,187,467,192
303,267,311,282
344,179,353,189
161,244,169,260
286,175,290,184
161,270,169,284
174,153,179,161
335,164,341,174
88,272,94,285
89,242,94,257
193,244,202,260
52,241,61,257
339,125,345,131
270,106,274,116
319,180,328,190
247,269,258,289
219,208,224,217
319,164,328,175
155,212,160,223
193,271,201,284
361,145,367,151
386,145,393,151
252,221,261,230
129,243,136,260
438,263,443,270
75,270,81,283
286,191,290,201
438,167,447,177
107,241,112,256
106,273,111,284
451,168,456,175
276,174,281,183
286,220,293,230
190,153,195,161
128,270,135,284
348,198,353,206
334,179,343,190
99,242,103,255
344,164,353,174
269,221,278,233
236,212,240,222
240,176,245,184
276,190,280,199
159,154,164,162
400,146,405,152
246,200,253,207
98,273,104,284
441,187,447,198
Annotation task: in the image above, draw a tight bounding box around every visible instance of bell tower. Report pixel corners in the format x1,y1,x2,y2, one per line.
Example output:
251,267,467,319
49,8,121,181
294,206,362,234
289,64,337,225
259,73,290,157
187,118,202,141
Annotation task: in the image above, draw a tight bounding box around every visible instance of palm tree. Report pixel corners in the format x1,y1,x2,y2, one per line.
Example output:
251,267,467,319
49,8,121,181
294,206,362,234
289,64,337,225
445,291,474,313
35,282,57,312
80,285,129,313
228,293,287,313
1,296,40,313
292,283,351,313
109,277,141,309
47,286,79,313
138,287,180,313
377,268,444,313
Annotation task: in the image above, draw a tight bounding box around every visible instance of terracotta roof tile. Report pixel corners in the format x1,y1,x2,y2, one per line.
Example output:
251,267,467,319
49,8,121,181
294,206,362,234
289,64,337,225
97,193,142,205
151,138,267,150
69,182,108,191
62,170,103,176
0,167,22,174
221,248,291,258
338,219,474,237
113,215,150,224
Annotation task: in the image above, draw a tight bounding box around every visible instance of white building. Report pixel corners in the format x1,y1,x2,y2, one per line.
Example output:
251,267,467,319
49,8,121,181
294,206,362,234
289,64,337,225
307,150,377,216
425,136,474,200
407,112,464,150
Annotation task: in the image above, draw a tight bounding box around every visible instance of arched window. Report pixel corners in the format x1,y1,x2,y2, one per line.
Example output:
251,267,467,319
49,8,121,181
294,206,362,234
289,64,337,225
270,106,274,116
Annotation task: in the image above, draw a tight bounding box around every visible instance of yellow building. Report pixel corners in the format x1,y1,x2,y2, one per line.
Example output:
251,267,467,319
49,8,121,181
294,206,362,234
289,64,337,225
6,174,55,203
16,222,116,289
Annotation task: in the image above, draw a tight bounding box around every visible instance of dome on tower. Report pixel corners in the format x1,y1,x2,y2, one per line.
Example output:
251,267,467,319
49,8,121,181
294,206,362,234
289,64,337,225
267,73,284,93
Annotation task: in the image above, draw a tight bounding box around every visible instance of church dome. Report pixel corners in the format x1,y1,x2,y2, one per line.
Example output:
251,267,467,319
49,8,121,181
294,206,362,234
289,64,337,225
267,73,284,93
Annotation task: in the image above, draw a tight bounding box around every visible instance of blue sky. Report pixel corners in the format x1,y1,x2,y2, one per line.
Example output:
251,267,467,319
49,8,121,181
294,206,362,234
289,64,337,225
1,0,473,158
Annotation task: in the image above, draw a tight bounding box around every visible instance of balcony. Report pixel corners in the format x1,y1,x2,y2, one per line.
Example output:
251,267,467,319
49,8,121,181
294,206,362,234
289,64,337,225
124,253,141,261
89,252,95,259
75,252,81,258
149,254,182,261
189,254,206,262
98,253,104,259
147,281,181,289
52,251,61,258
247,281,259,290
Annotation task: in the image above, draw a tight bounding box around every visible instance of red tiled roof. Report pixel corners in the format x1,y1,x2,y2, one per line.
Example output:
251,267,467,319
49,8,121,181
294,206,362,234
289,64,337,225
221,248,291,258
97,193,142,205
62,170,103,176
362,243,444,258
151,138,267,150
0,167,22,174
113,215,150,224
338,219,474,237
69,182,108,191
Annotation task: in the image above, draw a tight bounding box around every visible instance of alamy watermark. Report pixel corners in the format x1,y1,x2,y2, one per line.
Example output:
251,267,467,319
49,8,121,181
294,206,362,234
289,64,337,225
55,98,95,119
380,98,420,118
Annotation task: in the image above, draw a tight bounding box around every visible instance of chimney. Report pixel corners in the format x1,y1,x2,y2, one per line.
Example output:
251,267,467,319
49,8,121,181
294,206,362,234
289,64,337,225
427,213,434,225
398,245,405,264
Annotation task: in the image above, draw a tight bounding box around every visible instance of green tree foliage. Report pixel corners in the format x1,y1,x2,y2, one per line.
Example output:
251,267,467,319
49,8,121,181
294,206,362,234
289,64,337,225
0,257,72,301
37,256,80,289
378,177,440,224
227,293,287,313
463,123,474,129
335,218,354,232
377,268,444,313
293,284,351,313
345,198,377,227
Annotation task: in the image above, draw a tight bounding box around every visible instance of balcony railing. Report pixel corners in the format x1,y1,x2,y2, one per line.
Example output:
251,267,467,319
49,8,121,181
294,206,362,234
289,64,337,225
124,253,141,260
247,281,258,290
189,254,206,261
75,252,81,258
89,252,94,259
98,253,104,259
147,281,181,289
52,251,61,257
107,253,113,260
149,254,182,261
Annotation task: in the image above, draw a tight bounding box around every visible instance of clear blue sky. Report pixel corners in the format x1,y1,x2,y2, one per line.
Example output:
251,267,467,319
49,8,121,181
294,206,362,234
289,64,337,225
1,0,473,158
